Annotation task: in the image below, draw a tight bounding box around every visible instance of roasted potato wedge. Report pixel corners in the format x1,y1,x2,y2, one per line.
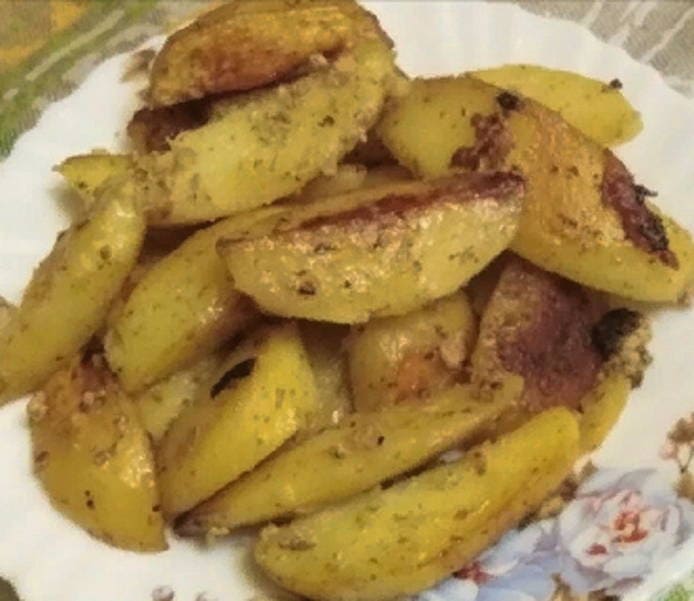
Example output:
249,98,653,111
104,211,272,392
135,353,224,443
219,172,524,323
29,356,166,552
299,321,353,435
377,76,694,302
0,187,145,402
157,323,318,516
471,256,606,412
178,386,507,535
293,164,368,204
472,64,642,146
348,291,476,411
144,38,396,225
148,0,379,107
56,154,131,213
255,408,580,601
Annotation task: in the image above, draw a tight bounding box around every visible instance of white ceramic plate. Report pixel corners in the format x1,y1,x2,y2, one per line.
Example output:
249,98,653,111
0,2,693,601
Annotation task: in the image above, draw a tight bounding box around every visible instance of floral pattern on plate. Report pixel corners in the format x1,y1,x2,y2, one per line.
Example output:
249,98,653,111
416,414,694,601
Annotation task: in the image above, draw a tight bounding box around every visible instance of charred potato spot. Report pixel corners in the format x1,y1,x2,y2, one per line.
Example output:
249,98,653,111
450,113,513,171
601,151,676,266
591,308,642,361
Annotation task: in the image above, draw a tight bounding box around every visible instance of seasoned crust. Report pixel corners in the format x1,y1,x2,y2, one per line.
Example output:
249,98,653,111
601,151,676,267
474,256,606,411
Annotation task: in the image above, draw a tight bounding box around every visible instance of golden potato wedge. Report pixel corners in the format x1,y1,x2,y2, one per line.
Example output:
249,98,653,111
55,154,131,213
29,355,166,552
360,164,412,188
219,172,524,323
471,256,606,412
157,323,318,516
472,64,642,146
140,38,397,225
135,353,224,443
348,291,477,411
0,187,145,403
103,211,273,392
255,408,580,601
178,386,506,535
506,100,694,302
377,76,694,302
148,0,378,107
299,321,353,435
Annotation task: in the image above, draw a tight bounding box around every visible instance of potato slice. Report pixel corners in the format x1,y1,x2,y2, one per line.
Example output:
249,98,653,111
255,408,580,601
219,172,524,323
471,256,606,412
178,386,506,535
148,0,377,107
103,211,273,392
377,76,694,302
0,297,16,333
472,64,642,146
348,291,476,411
135,353,224,443
0,187,145,403
578,373,630,453
299,321,353,435
29,356,166,552
157,323,317,517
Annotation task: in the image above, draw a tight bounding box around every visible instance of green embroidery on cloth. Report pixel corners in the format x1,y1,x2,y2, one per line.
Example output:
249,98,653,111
0,0,158,158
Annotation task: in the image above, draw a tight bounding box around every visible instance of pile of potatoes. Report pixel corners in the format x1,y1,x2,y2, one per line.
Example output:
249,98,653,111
0,1,692,600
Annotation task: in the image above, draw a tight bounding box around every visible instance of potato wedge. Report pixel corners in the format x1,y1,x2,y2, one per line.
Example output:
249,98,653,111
255,408,580,601
293,164,368,204
143,38,397,225
104,210,275,392
29,356,166,552
56,154,131,213
471,256,605,412
157,323,318,516
219,172,524,323
148,0,378,107
472,64,642,146
135,353,224,443
348,291,476,411
377,76,694,302
0,187,145,403
178,386,506,535
299,321,353,435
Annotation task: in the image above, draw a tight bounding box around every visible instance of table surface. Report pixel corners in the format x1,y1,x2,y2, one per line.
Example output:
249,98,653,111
0,1,693,600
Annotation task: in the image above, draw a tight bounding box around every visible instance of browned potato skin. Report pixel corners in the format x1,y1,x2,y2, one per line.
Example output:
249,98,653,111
29,356,166,552
148,0,379,107
127,99,214,153
471,255,606,412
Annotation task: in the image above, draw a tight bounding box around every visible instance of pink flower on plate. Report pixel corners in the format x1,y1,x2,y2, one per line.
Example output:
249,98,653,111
556,468,694,596
416,520,558,601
